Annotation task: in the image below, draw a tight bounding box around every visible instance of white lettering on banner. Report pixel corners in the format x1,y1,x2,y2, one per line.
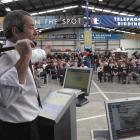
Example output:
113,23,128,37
130,18,133,21
114,17,140,22
62,18,81,25
45,19,57,24
117,21,140,27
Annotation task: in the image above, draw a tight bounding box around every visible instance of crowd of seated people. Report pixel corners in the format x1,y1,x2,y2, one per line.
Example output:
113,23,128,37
32,51,94,86
96,53,140,84
32,50,140,87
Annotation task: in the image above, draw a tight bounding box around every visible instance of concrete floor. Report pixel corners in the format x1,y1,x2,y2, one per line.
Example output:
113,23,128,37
38,74,140,140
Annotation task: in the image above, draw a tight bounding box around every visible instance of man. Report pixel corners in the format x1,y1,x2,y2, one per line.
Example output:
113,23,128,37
0,10,44,140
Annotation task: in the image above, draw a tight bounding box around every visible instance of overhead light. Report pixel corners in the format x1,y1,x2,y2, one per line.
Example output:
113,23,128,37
31,5,78,15
46,5,78,13
82,5,135,17
95,8,102,11
46,9,56,13
119,12,128,16
38,11,47,14
31,12,38,16
1,0,18,3
5,7,11,11
128,14,135,16
111,11,119,14
55,8,63,11
64,5,78,10
103,9,111,13
98,0,103,1
81,5,95,10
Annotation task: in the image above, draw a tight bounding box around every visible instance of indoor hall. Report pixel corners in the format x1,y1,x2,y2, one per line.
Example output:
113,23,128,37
0,0,140,140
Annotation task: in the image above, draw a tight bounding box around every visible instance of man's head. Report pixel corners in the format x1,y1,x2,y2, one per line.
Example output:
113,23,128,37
3,10,38,42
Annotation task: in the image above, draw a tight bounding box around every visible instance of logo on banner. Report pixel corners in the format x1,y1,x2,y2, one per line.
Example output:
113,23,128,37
91,17,100,25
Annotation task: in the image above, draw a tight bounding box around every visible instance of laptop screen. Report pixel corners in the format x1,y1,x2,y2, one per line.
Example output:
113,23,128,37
105,97,140,140
63,67,93,96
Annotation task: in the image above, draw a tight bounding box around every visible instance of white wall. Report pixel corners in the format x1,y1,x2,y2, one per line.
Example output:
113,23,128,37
109,40,120,49
120,39,139,57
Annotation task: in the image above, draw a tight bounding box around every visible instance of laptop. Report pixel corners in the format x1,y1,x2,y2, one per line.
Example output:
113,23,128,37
105,97,140,140
60,67,93,96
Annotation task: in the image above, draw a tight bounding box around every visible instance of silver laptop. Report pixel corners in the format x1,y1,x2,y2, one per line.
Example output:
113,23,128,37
105,97,140,140
63,67,93,96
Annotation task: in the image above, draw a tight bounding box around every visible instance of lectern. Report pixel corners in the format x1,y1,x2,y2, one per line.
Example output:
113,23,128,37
38,89,77,140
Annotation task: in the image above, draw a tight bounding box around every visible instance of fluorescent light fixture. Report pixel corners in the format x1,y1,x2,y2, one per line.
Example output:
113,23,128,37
95,8,103,11
5,7,11,11
46,5,78,13
111,11,119,14
81,5,86,8
38,11,47,14
31,5,78,15
81,5,93,10
82,5,103,12
103,9,111,13
30,13,38,16
98,0,103,1
82,5,135,18
1,0,18,3
46,9,56,13
119,12,127,16
64,5,78,10
128,14,135,16
55,8,64,11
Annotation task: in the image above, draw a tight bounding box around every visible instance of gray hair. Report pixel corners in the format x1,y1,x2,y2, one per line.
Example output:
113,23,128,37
3,10,31,38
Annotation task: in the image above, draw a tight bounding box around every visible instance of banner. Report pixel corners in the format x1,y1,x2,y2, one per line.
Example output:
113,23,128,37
84,28,92,50
0,17,4,30
37,34,77,40
80,33,122,41
34,15,83,29
90,15,140,28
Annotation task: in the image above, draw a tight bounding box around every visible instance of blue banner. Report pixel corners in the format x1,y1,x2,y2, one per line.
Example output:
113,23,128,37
90,15,140,28
80,33,122,41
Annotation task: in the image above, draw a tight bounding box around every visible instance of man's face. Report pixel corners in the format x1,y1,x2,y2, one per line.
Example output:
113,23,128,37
17,15,38,42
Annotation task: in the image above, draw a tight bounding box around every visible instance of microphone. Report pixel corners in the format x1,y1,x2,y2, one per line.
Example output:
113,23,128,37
0,41,37,53
0,46,15,53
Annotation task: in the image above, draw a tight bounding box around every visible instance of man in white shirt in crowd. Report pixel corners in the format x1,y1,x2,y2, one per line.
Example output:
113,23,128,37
0,10,46,140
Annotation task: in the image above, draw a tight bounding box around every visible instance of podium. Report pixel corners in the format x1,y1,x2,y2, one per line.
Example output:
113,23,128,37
38,89,77,140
